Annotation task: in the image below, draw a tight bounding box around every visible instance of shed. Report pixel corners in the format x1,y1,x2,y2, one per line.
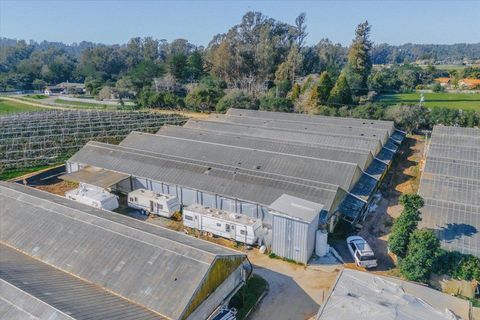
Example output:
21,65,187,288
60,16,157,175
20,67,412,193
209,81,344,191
269,194,323,264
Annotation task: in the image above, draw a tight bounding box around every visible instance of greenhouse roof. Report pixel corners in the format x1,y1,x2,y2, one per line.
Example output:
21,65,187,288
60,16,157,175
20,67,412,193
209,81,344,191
418,125,480,257
158,125,374,170
120,131,362,192
68,142,343,212
226,108,395,132
0,182,245,320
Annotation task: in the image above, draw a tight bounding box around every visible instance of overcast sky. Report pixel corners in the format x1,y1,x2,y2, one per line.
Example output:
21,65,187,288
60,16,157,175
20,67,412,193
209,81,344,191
1,0,479,46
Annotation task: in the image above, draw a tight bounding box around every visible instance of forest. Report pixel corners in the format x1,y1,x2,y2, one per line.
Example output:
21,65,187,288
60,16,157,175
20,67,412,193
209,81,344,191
1,11,480,129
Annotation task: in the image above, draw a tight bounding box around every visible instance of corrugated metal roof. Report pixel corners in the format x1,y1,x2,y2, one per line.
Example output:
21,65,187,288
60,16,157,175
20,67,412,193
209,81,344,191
157,125,374,170
0,182,245,319
208,114,391,144
226,108,395,132
59,166,130,188
184,120,383,155
119,131,362,192
269,194,323,223
418,125,480,257
68,142,343,212
0,245,165,320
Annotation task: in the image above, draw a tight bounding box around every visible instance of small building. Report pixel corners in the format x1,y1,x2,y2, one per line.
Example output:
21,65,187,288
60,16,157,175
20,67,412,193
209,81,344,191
128,188,180,217
269,194,323,264
434,77,451,87
459,78,480,89
44,85,63,96
183,204,263,245
65,183,119,210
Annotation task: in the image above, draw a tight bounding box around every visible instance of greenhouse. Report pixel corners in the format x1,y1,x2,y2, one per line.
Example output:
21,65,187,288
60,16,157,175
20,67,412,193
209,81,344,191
418,125,480,257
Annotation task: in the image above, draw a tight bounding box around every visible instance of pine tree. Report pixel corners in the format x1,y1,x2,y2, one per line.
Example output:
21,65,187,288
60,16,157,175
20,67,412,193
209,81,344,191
328,73,352,106
316,71,334,105
345,21,372,96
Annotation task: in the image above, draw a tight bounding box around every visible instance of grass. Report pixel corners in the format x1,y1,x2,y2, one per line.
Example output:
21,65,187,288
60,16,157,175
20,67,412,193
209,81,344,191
25,94,48,99
0,98,44,114
229,275,268,320
377,92,480,111
54,98,115,109
0,165,55,181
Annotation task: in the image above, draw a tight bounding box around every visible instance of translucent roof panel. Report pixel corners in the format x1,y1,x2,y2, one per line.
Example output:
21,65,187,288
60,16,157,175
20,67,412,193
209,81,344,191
418,125,480,257
184,120,383,155
226,108,395,132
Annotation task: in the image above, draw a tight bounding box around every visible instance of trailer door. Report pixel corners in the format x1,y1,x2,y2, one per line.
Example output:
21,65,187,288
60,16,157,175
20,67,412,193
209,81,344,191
229,224,236,239
194,214,200,230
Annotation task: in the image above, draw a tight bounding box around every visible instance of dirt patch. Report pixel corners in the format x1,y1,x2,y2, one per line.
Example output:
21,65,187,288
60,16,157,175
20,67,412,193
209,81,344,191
34,181,78,196
248,249,340,320
335,135,426,272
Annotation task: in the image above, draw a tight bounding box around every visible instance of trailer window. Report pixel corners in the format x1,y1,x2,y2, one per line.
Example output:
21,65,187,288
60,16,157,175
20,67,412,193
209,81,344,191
216,223,221,227
158,204,163,210
134,197,138,202
240,230,246,235
185,215,193,221
225,225,230,232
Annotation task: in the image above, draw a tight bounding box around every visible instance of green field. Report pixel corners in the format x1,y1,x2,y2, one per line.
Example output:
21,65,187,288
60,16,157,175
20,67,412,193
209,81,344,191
0,98,45,115
54,98,114,109
377,92,480,111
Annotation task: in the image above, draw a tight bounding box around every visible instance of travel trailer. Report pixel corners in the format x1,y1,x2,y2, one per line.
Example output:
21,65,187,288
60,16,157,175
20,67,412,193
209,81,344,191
127,188,180,217
183,204,263,245
65,183,119,210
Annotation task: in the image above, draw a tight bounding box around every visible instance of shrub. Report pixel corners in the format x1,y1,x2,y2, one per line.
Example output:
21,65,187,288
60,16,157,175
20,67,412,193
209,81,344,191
399,229,440,283
388,194,423,258
259,96,294,112
216,90,259,113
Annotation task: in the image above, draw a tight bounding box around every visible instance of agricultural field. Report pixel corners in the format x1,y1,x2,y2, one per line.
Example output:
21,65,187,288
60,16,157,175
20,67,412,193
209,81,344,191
0,98,45,114
377,92,480,111
0,110,186,176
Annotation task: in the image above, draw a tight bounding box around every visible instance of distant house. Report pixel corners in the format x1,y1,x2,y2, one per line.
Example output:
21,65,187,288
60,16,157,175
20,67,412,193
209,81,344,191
434,77,480,90
459,78,480,89
434,77,451,87
44,82,85,96
43,85,63,96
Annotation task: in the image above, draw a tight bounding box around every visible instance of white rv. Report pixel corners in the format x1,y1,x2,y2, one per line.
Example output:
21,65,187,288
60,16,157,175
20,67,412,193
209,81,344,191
65,183,119,211
183,204,262,245
127,189,180,217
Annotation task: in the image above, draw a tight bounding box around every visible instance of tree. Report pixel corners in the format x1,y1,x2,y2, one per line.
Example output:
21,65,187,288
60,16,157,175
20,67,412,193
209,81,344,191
328,73,352,106
168,52,188,82
399,229,440,283
188,51,205,81
312,71,333,105
129,60,165,92
384,105,428,133
388,194,424,258
345,21,372,96
185,77,224,112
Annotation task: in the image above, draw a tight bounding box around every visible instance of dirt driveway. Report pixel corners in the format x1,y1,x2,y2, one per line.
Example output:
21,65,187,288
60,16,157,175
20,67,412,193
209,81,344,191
247,250,340,320
330,135,426,272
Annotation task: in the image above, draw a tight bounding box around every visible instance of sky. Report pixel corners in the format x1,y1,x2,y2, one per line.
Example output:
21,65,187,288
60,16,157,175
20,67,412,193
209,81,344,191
1,0,479,47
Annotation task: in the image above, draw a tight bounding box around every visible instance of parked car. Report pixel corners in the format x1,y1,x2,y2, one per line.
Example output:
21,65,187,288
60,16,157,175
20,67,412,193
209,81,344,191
346,236,378,268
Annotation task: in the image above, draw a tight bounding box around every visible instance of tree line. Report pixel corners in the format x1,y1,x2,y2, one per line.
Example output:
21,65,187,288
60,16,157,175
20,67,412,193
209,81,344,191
1,12,479,130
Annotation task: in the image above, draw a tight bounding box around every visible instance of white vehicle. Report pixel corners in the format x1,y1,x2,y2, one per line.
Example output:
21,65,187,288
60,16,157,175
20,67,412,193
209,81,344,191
65,183,119,211
346,236,378,269
183,204,262,245
127,189,180,217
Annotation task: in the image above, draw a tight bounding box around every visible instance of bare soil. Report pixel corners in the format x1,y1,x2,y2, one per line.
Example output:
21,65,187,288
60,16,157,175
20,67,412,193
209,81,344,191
34,181,78,196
